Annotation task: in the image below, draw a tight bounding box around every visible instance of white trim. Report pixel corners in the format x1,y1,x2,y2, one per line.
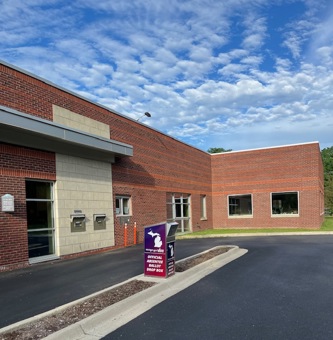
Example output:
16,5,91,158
228,194,253,218
29,254,60,264
211,141,319,156
166,193,192,233
115,196,132,217
270,191,300,217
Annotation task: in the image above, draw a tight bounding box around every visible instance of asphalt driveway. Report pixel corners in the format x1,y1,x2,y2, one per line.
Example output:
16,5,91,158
105,235,333,340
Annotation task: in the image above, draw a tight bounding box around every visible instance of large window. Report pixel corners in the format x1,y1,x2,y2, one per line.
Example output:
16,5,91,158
167,193,191,233
115,196,131,216
228,194,252,217
271,192,299,215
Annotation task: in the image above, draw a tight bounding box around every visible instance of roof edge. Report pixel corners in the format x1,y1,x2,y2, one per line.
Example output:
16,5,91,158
210,141,320,156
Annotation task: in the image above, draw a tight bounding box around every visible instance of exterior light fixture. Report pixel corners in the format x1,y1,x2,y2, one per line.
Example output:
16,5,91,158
137,112,151,121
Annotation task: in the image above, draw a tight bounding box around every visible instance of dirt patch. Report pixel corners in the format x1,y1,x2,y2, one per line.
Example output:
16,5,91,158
0,246,231,340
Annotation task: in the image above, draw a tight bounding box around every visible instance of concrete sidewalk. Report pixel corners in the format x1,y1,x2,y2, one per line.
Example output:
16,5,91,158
177,231,333,239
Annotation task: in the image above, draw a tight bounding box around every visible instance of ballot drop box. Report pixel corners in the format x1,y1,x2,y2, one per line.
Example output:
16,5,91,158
144,222,178,278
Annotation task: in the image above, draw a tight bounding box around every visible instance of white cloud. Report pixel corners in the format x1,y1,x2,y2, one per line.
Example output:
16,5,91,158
189,46,212,62
242,17,267,50
1,0,332,152
282,32,303,59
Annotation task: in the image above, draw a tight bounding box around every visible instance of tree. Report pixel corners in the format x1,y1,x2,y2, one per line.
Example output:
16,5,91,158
207,147,232,154
321,147,333,214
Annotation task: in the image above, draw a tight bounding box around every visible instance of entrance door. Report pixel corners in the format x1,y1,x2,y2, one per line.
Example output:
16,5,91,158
167,193,191,233
26,180,55,261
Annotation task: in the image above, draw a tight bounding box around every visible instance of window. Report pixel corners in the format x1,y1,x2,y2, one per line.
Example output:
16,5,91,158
200,195,207,219
271,192,299,215
116,196,131,216
167,193,191,233
26,180,55,259
228,194,252,217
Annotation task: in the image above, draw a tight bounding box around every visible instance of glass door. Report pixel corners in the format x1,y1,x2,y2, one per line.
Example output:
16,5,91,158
167,193,191,233
26,181,55,259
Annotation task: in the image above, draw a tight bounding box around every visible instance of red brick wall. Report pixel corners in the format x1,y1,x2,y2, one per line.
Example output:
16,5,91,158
0,144,56,270
211,143,324,229
110,119,213,243
0,63,213,253
0,65,54,120
0,176,27,269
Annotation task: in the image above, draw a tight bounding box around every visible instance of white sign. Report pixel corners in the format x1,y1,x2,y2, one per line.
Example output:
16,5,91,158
1,194,14,212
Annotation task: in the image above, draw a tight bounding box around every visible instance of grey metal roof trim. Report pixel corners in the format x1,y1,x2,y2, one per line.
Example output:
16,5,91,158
0,105,133,162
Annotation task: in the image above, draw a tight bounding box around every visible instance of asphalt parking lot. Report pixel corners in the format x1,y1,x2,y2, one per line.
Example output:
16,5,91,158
2,235,333,340
106,235,333,340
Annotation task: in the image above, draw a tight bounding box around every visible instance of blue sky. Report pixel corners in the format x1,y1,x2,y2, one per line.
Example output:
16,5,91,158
1,0,333,152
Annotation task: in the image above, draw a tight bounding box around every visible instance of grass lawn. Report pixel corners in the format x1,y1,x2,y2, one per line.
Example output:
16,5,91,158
320,216,333,231
183,217,333,236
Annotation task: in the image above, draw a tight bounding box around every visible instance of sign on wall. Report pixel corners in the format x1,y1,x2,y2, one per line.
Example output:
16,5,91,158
1,194,14,212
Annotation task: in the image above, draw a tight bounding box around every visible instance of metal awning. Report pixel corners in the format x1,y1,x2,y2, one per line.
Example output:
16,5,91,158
0,105,133,162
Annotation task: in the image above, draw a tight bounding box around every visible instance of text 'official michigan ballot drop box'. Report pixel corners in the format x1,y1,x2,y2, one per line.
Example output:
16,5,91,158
144,222,178,278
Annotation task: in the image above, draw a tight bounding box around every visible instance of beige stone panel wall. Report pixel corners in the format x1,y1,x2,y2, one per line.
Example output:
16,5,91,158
54,154,114,256
53,105,114,256
53,105,110,138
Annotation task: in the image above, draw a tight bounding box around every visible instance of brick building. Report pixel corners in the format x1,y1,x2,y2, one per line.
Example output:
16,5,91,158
0,61,324,270
212,144,324,229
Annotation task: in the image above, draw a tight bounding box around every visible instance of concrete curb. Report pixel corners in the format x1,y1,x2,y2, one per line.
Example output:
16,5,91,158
45,246,247,339
177,231,333,239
